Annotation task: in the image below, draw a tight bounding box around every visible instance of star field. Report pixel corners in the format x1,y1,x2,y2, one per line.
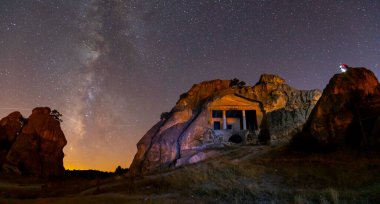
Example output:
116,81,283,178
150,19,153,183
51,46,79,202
0,0,379,171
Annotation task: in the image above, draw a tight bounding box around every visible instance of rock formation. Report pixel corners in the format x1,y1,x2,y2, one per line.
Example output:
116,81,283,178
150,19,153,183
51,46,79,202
0,107,67,178
0,112,24,165
294,67,380,150
255,75,321,144
130,75,321,175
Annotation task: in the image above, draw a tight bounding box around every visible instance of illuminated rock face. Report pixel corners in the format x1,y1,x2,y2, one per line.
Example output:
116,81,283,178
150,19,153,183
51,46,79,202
0,107,67,178
296,67,380,149
130,76,321,175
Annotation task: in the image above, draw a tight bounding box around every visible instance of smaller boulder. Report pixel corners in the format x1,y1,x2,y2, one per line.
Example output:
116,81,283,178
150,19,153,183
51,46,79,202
0,112,24,165
3,107,67,178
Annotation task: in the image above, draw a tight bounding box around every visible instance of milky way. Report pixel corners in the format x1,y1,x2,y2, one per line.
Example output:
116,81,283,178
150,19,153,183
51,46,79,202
0,0,379,171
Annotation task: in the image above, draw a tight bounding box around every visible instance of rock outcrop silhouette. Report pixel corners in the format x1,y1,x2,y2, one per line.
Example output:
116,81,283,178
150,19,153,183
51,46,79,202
131,75,321,175
0,107,67,178
0,112,24,165
294,67,380,150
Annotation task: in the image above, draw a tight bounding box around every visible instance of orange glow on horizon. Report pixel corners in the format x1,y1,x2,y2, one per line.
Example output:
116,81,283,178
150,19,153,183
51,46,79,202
64,159,132,172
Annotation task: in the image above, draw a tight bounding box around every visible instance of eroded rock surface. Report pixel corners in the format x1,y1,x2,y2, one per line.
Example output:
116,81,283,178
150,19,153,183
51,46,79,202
0,107,67,178
295,67,380,149
0,112,24,165
131,75,321,175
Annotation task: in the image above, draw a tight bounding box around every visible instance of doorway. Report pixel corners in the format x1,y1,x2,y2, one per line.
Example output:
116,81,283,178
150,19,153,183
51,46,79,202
213,121,221,130
246,110,258,130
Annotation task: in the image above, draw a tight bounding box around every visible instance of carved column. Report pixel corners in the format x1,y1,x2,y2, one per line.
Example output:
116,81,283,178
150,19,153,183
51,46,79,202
222,110,227,130
242,110,247,130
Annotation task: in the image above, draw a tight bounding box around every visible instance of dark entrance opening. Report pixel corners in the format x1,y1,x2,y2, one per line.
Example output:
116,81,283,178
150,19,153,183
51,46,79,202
226,110,243,129
246,110,258,130
229,134,243,144
213,121,221,130
212,110,223,118
227,124,233,130
226,110,242,117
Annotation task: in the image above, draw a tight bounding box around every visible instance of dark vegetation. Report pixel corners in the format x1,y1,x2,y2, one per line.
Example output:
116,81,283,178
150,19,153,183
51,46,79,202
50,109,63,122
63,166,129,179
160,112,171,120
230,78,246,88
64,169,114,180
114,166,129,175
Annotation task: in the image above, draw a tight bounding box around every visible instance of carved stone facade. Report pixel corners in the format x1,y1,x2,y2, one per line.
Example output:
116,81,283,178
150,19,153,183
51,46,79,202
130,76,322,175
205,94,264,145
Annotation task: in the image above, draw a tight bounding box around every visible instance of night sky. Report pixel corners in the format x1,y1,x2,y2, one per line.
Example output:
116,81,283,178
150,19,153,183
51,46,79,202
1,0,379,171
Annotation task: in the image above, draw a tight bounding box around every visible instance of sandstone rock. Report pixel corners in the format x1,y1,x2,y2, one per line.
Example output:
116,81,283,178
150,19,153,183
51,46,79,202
258,74,286,85
295,67,380,150
130,75,321,175
1,107,67,178
0,112,24,165
264,89,322,145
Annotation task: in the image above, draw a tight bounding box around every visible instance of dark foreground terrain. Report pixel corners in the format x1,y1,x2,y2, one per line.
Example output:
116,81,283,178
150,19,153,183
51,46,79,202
0,145,379,204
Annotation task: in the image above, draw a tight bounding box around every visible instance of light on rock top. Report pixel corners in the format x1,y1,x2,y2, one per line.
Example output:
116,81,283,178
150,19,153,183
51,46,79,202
340,64,348,73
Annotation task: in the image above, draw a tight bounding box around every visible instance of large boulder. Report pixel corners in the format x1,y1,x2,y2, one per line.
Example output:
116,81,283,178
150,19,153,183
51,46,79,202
0,112,24,165
1,107,67,178
294,67,380,150
130,75,321,175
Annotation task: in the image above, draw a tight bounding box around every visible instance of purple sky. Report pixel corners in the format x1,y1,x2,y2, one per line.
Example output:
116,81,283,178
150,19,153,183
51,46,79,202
0,0,379,171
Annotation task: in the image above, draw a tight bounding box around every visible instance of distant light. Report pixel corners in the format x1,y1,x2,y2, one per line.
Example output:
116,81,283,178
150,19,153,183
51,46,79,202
340,64,348,73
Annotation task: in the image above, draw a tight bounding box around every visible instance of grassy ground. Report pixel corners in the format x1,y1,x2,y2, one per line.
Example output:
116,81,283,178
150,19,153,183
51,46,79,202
0,145,379,203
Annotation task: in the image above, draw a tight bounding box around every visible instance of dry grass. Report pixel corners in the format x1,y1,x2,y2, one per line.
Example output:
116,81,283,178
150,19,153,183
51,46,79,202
1,145,379,203
131,146,380,203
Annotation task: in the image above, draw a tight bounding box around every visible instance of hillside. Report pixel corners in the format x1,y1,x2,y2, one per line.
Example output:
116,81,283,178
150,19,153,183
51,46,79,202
0,145,379,203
